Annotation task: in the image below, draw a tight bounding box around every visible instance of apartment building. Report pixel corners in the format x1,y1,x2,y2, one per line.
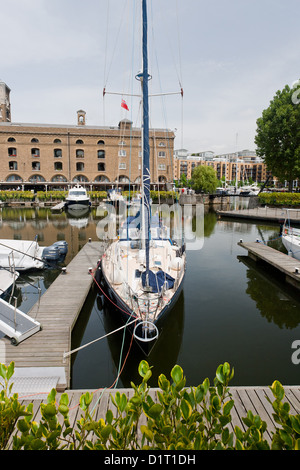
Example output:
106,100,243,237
174,149,271,184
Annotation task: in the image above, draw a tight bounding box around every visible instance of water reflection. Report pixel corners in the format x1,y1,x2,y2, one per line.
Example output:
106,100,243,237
0,203,300,387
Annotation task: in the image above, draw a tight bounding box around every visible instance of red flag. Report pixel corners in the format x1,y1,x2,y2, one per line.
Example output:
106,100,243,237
121,99,129,111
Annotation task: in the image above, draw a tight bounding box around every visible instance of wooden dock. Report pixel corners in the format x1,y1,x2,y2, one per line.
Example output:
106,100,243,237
0,241,106,391
238,241,300,290
11,384,300,446
218,207,300,225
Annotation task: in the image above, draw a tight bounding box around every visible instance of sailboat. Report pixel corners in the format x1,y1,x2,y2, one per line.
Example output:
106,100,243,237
96,0,186,355
282,209,300,260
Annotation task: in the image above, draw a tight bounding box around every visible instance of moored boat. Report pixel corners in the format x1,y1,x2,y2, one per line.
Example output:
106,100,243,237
95,0,186,355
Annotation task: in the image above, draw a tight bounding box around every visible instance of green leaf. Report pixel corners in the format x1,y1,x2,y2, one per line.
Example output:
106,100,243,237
181,399,192,420
43,404,57,418
146,403,163,419
171,365,183,385
138,360,150,378
106,409,113,425
101,424,112,440
141,425,154,442
158,374,170,391
223,399,234,416
7,362,14,381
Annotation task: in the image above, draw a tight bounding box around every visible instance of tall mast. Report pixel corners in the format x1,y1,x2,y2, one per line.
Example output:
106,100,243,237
141,0,151,283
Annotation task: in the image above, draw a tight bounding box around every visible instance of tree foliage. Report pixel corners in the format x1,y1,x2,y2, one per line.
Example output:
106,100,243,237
191,165,219,193
255,84,300,191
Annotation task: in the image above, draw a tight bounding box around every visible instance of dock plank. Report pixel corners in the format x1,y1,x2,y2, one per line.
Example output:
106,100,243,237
0,241,105,389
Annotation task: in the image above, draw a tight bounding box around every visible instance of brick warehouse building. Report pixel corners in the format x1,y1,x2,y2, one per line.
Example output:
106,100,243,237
0,81,175,191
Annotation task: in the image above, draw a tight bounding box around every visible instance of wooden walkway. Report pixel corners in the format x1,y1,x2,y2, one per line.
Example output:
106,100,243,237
238,241,300,290
12,384,300,446
217,207,300,225
0,241,106,390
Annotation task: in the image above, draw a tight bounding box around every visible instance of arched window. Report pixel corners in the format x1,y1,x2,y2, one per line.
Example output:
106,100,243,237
76,139,84,144
94,175,109,182
116,175,130,183
72,175,88,182
97,140,105,145
54,138,61,143
6,174,22,182
51,175,67,182
31,138,39,143
29,175,46,182
7,137,16,142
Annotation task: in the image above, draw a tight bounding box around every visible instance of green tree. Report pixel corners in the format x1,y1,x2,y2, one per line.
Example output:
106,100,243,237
191,165,218,193
255,84,300,191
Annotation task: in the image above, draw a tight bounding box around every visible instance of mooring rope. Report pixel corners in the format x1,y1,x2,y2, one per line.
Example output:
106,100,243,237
63,318,137,359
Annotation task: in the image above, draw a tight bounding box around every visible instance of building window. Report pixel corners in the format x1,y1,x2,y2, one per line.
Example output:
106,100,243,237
54,161,63,171
7,137,16,142
119,140,126,146
76,139,84,144
97,149,105,159
76,149,84,158
159,142,166,147
118,149,126,157
31,138,39,143
97,140,105,145
32,161,41,171
54,148,62,158
119,162,126,170
54,138,61,143
29,174,45,182
73,175,88,182
76,162,84,171
8,147,17,157
6,174,22,182
51,175,67,182
158,151,166,158
158,164,166,170
9,161,18,170
31,148,40,157
98,162,105,171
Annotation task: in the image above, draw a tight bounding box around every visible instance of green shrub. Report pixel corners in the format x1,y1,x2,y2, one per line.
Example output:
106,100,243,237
0,191,35,202
258,192,300,206
1,360,300,450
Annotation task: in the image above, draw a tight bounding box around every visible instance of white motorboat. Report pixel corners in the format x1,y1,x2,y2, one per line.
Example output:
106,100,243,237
0,238,68,271
65,184,91,210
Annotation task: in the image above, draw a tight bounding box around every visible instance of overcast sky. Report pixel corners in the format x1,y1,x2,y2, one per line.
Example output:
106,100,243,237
1,0,299,155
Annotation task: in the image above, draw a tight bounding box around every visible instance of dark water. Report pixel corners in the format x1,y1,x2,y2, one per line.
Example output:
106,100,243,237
1,201,300,389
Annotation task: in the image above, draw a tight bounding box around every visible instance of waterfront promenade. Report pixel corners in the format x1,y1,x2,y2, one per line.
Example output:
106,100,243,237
217,206,300,225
